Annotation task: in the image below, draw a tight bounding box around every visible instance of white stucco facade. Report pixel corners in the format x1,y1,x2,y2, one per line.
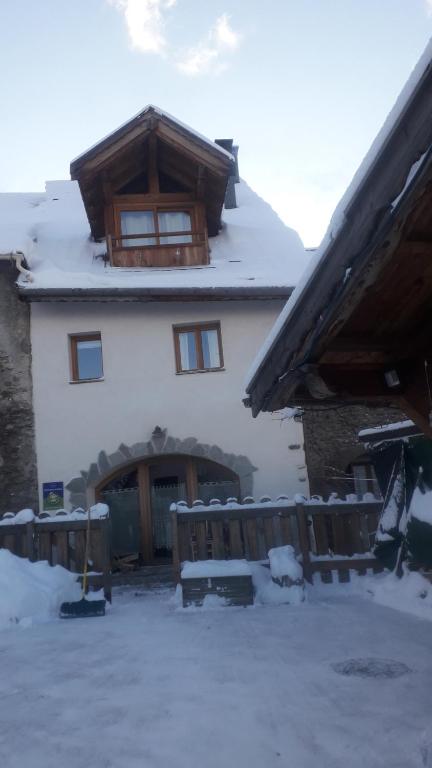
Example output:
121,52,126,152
31,299,308,510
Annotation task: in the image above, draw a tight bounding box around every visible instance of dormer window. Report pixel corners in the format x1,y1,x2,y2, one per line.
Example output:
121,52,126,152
109,197,206,268
71,106,235,270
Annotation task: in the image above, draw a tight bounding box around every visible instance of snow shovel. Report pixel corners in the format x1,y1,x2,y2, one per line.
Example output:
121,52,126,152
60,508,106,618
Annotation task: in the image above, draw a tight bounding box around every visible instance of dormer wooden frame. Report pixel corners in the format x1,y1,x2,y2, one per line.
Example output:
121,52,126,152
104,133,210,268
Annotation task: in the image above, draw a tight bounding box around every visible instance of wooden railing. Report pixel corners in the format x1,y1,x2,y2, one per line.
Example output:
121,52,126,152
107,231,209,268
171,497,383,584
0,515,111,600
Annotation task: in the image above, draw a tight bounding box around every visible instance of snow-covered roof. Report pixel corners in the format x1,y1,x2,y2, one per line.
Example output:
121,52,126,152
0,178,307,296
358,420,421,444
358,420,415,438
71,104,235,167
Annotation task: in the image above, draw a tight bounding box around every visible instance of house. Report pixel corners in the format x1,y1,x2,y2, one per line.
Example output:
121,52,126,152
245,42,432,439
0,106,309,563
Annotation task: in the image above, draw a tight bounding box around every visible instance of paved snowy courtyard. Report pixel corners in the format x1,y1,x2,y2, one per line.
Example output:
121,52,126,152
1,586,431,768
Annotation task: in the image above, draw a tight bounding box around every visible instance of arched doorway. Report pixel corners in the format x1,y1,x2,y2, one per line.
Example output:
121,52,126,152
96,455,240,565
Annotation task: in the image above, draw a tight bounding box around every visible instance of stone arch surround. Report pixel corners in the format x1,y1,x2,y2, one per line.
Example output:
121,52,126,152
66,428,258,509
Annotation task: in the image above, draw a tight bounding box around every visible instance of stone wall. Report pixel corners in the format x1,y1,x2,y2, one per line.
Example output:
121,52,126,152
302,404,405,499
0,263,38,514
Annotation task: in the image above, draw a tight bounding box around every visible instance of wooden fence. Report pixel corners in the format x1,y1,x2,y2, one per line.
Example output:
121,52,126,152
171,498,383,584
0,516,112,600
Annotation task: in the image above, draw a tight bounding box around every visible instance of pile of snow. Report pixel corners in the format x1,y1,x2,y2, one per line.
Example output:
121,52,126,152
0,508,35,526
409,484,432,525
0,503,109,526
38,503,109,523
363,567,432,623
181,559,251,578
0,549,81,630
268,545,303,581
173,496,295,514
173,493,378,516
311,565,432,624
251,563,304,606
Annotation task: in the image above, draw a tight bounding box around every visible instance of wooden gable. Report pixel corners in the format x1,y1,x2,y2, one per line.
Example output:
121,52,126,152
70,106,234,241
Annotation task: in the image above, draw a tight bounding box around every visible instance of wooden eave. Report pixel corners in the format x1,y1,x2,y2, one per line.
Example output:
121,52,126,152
246,59,432,420
70,107,234,240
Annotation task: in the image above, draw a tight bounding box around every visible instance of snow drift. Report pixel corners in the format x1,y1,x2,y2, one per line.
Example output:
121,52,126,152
0,549,81,630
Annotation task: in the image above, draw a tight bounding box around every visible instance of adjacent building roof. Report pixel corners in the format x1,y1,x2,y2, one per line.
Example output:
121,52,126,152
358,420,421,444
245,39,432,415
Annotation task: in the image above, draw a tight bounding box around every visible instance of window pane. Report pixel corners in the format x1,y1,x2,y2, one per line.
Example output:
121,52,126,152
201,329,220,368
120,210,156,247
77,339,103,380
178,332,197,370
158,211,192,245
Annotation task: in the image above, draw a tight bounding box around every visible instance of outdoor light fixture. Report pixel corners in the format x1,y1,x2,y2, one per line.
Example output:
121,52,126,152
384,369,400,388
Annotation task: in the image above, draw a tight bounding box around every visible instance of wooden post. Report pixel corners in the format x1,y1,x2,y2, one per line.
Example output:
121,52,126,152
295,502,313,584
101,518,112,602
106,233,113,264
25,521,35,561
138,462,153,563
185,458,198,505
171,509,181,584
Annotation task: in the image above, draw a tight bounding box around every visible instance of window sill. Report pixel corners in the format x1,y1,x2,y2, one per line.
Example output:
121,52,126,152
175,368,226,376
69,377,105,385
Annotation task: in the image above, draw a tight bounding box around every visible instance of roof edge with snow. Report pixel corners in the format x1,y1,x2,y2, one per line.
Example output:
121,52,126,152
245,39,432,415
18,285,294,302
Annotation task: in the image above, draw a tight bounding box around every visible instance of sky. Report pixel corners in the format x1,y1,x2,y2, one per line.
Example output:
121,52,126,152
0,0,431,247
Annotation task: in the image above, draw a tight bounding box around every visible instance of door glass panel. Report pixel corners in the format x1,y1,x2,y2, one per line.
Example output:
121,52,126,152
100,468,140,558
150,461,188,558
151,480,186,557
196,459,240,505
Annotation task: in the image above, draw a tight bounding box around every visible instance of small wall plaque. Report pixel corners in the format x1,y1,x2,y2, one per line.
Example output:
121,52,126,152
42,481,64,512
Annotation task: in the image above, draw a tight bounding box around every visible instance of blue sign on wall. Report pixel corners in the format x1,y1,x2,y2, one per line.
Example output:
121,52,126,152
42,482,64,512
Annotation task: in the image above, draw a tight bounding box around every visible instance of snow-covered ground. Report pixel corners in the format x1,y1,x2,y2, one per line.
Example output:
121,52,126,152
1,583,431,768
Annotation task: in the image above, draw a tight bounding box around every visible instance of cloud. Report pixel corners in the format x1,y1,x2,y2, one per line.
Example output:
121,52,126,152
110,0,176,54
176,13,241,76
109,2,242,75
426,0,432,14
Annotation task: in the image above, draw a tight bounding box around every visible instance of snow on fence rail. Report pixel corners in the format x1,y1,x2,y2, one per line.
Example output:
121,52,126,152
171,495,384,584
0,506,111,600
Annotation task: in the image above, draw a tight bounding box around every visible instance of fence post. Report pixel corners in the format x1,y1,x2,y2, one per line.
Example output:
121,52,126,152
101,518,112,603
26,521,36,561
295,502,313,584
171,509,181,584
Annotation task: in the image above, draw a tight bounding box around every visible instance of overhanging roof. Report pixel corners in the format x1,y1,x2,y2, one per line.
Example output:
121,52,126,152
245,41,432,417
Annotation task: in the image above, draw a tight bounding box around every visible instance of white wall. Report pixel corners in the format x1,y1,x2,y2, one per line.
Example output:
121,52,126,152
31,300,308,509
